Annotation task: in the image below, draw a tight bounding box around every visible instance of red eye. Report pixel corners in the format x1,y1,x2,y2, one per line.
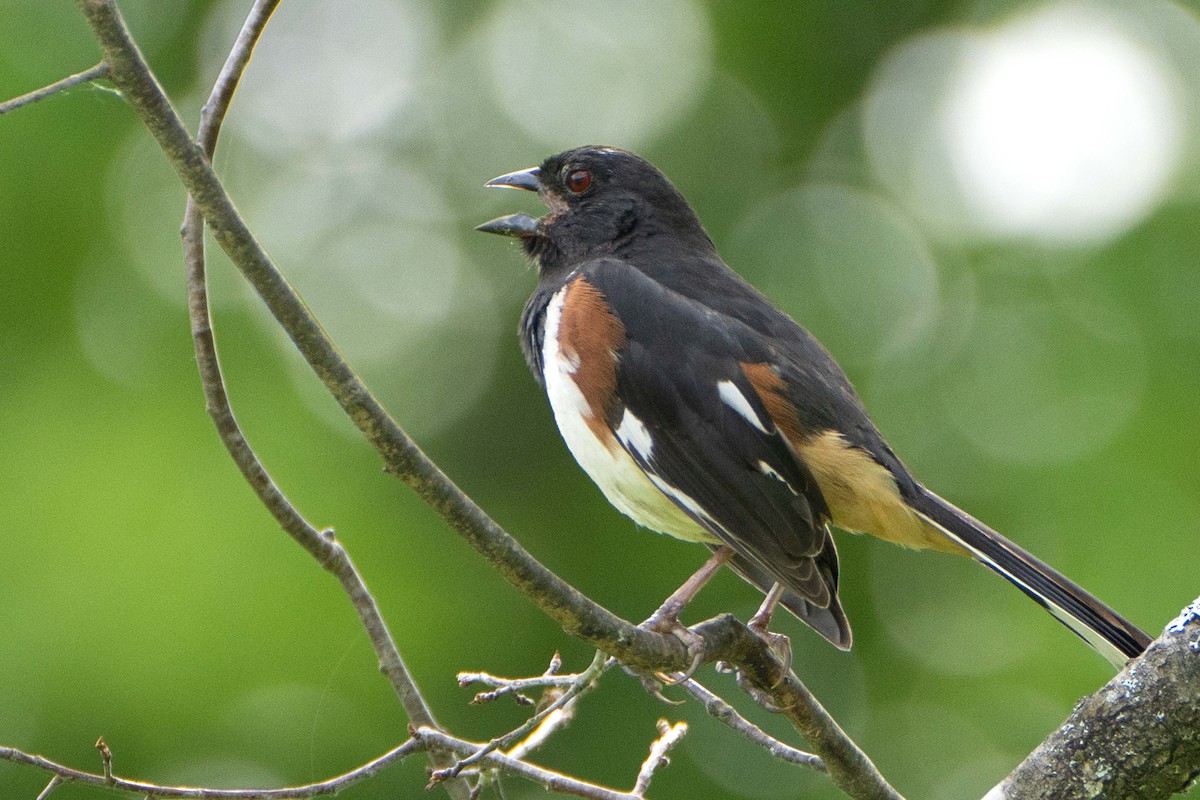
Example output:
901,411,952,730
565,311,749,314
565,169,592,193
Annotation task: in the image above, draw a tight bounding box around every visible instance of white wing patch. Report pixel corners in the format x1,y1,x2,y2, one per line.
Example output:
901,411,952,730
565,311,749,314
616,408,654,460
717,380,770,433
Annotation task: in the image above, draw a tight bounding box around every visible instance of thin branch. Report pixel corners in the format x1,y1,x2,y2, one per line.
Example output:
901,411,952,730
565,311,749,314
433,651,608,785
95,737,113,783
504,704,575,761
72,2,901,798
176,0,463,795
463,655,826,774
0,692,687,800
0,739,422,799
194,0,277,153
632,720,688,797
415,728,674,800
675,676,825,771
34,775,64,800
0,62,110,115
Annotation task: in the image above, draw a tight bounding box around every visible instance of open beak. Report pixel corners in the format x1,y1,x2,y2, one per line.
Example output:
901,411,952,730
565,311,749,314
475,212,540,237
477,166,543,238
484,166,541,192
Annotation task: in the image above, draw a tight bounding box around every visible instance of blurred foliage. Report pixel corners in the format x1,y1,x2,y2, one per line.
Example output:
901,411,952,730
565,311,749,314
1,1,1198,798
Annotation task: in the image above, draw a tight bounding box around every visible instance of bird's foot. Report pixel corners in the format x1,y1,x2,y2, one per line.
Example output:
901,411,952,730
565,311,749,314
640,611,705,684
733,666,788,713
747,617,793,679
746,582,793,679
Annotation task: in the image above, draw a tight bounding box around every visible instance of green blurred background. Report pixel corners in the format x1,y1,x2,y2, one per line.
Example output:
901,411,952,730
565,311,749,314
2,1,1198,797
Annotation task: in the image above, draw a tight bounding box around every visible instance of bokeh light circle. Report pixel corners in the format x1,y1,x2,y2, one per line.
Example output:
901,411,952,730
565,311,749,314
943,4,1184,242
485,0,712,148
870,543,1041,674
202,0,433,153
864,1,1188,244
729,183,939,370
939,301,1144,465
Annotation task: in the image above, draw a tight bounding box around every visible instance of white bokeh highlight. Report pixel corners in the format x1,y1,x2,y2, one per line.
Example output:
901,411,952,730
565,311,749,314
943,6,1184,242
485,0,712,147
202,0,434,152
865,1,1190,245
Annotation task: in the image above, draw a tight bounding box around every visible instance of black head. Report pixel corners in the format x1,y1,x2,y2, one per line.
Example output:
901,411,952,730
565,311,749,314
477,146,714,273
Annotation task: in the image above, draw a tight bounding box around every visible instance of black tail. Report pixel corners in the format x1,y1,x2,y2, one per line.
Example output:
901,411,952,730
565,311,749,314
712,545,853,650
906,485,1151,667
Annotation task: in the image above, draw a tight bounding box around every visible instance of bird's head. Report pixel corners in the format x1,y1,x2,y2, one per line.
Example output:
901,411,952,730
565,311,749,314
477,146,713,273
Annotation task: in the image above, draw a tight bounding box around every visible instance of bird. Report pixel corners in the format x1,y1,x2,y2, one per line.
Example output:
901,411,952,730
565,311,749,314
476,145,1151,670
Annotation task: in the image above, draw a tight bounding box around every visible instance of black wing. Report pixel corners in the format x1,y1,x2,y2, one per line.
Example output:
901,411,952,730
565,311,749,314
584,258,851,647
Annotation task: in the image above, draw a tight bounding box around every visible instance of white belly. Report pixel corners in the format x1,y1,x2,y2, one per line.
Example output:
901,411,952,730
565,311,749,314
541,289,716,544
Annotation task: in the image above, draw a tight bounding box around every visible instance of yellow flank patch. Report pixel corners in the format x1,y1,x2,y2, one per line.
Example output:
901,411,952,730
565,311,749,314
796,431,969,556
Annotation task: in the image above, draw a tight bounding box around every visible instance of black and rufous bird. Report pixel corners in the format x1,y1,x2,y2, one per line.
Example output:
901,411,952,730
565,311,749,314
477,145,1151,668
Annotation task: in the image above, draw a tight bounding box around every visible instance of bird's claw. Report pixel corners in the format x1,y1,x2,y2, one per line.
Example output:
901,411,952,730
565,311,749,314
640,613,706,684
747,621,793,679
734,668,788,712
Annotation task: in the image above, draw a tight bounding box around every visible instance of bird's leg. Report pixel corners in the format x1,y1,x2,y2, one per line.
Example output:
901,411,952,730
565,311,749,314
640,546,733,680
748,581,784,631
747,582,793,678
646,546,733,625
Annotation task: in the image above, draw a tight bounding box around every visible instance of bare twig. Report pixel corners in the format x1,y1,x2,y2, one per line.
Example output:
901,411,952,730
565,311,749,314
504,705,574,761
434,651,608,785
460,650,576,705
95,737,113,784
0,62,110,115
632,720,688,797
177,0,464,796
463,654,825,776
416,727,680,800
194,0,277,152
34,775,64,800
0,740,421,798
676,676,825,771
